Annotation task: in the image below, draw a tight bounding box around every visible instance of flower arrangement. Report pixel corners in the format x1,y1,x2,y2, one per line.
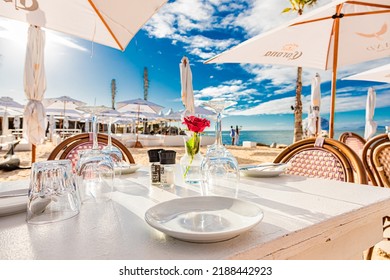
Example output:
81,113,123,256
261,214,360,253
182,115,210,177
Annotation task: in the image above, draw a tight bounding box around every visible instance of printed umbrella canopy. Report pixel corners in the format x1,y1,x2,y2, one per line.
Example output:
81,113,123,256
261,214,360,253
206,0,390,138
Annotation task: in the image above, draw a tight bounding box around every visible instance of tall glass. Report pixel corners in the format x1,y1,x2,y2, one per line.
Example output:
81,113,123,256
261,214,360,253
74,105,115,203
200,100,240,198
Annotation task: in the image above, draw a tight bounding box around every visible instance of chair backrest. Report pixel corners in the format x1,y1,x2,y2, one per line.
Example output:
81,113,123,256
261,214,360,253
338,132,366,159
48,133,135,171
372,142,390,188
361,133,390,186
273,137,367,184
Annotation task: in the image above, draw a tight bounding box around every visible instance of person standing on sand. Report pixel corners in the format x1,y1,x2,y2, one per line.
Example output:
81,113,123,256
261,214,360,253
235,125,240,145
230,126,235,145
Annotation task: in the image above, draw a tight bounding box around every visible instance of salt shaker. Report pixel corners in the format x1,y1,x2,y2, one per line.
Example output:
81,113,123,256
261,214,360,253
147,149,164,185
159,150,176,188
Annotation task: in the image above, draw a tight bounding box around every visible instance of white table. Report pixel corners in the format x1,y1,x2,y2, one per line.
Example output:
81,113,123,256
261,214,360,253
1,166,390,260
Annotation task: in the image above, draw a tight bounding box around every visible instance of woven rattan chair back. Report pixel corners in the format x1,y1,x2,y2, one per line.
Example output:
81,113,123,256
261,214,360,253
273,137,367,184
372,142,390,188
361,133,390,186
48,133,135,171
338,132,366,160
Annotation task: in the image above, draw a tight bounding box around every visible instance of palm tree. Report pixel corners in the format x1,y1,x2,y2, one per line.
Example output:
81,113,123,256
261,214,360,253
111,79,117,109
143,67,149,101
283,0,318,142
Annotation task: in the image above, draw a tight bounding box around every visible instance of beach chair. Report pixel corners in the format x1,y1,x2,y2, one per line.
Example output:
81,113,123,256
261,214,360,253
338,132,366,160
273,137,367,184
361,133,390,186
47,132,135,171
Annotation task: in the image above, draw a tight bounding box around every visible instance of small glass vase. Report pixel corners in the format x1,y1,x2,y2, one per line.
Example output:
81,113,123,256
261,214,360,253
180,135,203,185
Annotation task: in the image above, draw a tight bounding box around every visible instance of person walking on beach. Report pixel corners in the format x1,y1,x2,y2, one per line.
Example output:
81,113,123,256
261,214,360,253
235,125,240,146
230,126,235,145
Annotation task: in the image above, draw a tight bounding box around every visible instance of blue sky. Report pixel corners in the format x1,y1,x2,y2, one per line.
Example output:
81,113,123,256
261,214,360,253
1,0,390,131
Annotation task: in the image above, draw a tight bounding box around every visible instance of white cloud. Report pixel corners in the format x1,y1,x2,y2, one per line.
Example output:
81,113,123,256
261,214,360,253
194,79,258,104
230,89,390,116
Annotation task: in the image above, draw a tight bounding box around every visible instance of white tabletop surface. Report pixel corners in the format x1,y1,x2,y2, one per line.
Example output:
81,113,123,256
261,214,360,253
1,165,390,260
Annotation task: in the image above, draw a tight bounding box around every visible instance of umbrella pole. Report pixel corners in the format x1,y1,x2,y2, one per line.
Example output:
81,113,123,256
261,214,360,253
32,144,36,163
329,6,342,139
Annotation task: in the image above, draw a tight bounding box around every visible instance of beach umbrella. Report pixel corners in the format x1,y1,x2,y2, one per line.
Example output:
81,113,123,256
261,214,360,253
0,0,167,51
343,63,390,84
205,0,390,138
364,87,377,140
117,98,164,147
180,56,195,115
44,96,86,117
117,98,164,114
23,25,46,163
307,73,322,137
194,106,215,117
0,97,24,111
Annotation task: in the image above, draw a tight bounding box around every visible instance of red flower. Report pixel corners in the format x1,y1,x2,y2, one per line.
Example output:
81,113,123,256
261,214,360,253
182,116,210,133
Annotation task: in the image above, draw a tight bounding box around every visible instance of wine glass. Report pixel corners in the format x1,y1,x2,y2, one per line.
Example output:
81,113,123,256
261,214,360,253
202,99,236,157
74,105,115,203
200,99,240,198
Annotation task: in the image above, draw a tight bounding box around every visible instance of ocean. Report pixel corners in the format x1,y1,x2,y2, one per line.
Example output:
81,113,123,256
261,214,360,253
205,128,386,146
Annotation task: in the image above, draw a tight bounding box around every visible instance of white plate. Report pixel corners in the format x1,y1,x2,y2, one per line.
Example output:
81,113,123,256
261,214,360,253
240,163,288,178
145,196,264,243
0,196,28,217
114,163,141,175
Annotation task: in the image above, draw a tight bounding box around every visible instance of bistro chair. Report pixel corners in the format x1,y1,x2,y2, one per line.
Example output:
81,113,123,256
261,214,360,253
338,132,366,160
372,142,390,188
365,141,390,259
47,132,135,171
361,133,390,186
273,137,367,184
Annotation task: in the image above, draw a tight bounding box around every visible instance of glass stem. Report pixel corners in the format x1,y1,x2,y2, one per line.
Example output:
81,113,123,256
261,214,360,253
215,112,223,147
107,120,112,149
92,114,98,150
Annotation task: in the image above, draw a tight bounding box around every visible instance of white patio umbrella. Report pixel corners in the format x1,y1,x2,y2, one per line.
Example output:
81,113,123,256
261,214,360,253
307,73,322,137
23,25,46,162
205,0,390,138
343,63,390,84
0,97,24,111
180,56,195,115
44,96,86,117
364,87,377,140
0,0,167,51
117,98,164,147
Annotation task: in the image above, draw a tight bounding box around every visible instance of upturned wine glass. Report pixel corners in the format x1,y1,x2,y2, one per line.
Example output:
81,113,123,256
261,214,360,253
200,99,240,198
